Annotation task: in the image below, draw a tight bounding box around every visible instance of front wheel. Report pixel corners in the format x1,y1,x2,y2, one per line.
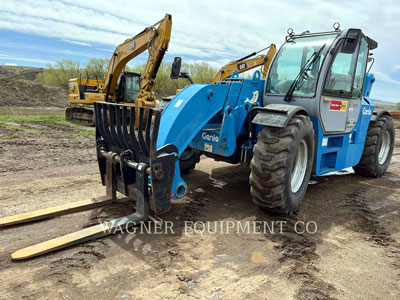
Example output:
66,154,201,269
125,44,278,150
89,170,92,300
353,115,395,177
249,115,315,214
179,147,201,174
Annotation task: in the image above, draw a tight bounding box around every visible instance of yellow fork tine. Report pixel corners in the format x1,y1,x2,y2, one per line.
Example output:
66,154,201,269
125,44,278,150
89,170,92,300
0,197,112,227
11,212,144,260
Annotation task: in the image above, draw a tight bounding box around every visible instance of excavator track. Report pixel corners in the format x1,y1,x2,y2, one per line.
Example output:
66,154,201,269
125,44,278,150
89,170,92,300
65,106,95,126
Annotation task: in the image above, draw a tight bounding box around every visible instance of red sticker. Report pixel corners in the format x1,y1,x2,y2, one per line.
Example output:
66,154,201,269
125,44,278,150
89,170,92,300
329,100,347,111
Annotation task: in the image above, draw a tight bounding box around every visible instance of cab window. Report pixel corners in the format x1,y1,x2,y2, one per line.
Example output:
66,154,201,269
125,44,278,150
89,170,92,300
323,37,369,98
352,38,369,98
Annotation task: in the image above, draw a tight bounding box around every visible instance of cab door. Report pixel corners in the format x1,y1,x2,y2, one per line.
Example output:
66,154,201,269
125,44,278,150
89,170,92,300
319,36,369,133
345,38,369,131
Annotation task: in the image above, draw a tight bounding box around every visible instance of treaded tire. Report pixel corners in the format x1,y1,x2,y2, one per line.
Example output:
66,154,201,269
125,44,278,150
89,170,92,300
353,115,395,177
179,147,201,175
249,115,315,214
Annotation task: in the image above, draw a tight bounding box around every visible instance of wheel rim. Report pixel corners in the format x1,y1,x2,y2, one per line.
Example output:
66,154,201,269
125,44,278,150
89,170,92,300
291,139,308,193
378,130,390,165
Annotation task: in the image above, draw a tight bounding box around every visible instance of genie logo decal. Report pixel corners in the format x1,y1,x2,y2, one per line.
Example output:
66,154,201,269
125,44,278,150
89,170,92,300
362,107,372,115
202,132,219,143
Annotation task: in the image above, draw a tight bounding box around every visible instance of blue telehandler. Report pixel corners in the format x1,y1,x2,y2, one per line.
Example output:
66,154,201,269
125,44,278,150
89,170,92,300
2,24,395,260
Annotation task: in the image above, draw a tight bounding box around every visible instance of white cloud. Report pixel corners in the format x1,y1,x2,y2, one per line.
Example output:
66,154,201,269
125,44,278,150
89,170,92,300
0,0,399,100
0,0,399,63
373,70,400,85
4,63,17,66
62,39,92,47
0,54,53,65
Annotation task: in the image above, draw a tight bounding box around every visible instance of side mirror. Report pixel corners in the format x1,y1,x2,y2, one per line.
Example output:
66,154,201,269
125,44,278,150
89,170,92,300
341,28,361,54
170,57,182,79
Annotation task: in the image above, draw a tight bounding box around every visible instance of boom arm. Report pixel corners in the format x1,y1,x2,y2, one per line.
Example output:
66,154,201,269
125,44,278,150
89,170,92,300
212,44,276,83
102,14,172,106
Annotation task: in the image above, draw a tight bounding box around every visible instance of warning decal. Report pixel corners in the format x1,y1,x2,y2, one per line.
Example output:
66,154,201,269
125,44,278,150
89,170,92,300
329,100,347,111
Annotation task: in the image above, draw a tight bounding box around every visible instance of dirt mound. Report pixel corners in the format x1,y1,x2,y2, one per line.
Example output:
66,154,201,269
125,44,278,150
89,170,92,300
0,78,68,108
0,65,43,80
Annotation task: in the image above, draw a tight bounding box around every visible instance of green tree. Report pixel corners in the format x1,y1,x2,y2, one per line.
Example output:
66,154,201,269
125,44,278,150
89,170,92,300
128,61,217,98
36,59,80,89
35,58,218,96
86,58,109,80
396,102,400,110
189,62,216,83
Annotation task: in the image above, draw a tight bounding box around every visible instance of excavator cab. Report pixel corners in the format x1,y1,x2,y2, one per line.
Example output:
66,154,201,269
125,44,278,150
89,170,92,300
115,71,141,103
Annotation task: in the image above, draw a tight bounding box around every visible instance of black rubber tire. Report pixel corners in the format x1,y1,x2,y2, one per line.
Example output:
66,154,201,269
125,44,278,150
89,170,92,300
249,115,315,214
353,115,395,177
179,147,201,174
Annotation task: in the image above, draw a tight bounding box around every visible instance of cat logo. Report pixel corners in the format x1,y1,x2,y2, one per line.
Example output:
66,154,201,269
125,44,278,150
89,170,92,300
129,41,136,50
237,62,247,70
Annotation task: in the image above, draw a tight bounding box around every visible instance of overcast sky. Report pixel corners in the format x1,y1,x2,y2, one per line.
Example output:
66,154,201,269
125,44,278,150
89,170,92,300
0,0,399,102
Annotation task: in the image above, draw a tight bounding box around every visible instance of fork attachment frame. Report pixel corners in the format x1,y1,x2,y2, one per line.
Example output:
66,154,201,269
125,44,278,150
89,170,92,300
95,102,178,215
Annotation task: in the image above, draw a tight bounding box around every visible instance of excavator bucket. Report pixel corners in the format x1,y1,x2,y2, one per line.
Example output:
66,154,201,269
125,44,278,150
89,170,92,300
0,102,178,260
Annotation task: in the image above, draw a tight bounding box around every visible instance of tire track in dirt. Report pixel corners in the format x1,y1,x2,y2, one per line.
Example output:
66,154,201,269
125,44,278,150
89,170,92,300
269,216,338,300
341,186,400,276
38,241,109,278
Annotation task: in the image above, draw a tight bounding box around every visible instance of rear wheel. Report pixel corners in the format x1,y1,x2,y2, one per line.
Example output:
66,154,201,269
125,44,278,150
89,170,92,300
249,115,315,214
353,115,395,177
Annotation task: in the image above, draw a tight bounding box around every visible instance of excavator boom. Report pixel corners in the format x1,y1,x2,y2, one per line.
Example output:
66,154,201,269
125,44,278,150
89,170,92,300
103,14,172,107
66,14,172,125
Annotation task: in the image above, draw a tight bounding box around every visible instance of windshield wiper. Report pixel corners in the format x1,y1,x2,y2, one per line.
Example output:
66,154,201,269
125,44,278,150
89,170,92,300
284,44,326,102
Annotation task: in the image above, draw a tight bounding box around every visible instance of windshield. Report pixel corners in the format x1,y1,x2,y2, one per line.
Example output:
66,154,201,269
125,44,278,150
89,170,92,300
126,75,140,93
266,34,337,97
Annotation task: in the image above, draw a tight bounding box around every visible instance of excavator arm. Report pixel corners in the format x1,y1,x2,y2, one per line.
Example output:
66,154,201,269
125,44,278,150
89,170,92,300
103,13,172,107
66,14,172,126
212,44,276,83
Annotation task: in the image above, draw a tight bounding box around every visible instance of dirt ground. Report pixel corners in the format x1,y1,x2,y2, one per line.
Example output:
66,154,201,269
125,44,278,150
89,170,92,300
0,120,399,300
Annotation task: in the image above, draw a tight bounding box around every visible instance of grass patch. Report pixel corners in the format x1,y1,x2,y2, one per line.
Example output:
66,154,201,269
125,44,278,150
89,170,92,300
0,115,66,122
0,123,25,131
58,120,90,129
0,115,94,137
10,134,20,139
71,130,96,136
0,122,39,133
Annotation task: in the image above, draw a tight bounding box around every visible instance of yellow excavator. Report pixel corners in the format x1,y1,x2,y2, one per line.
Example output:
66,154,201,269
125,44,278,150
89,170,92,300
212,44,276,82
164,44,277,104
66,14,172,126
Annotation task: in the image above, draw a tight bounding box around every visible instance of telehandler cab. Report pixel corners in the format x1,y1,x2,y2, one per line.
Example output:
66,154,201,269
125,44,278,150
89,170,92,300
1,24,395,260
